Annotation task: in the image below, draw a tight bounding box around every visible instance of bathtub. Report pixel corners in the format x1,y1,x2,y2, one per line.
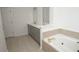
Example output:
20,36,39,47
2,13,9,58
43,34,79,52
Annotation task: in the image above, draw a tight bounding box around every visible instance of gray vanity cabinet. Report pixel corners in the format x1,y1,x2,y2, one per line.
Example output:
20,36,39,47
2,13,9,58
28,24,40,45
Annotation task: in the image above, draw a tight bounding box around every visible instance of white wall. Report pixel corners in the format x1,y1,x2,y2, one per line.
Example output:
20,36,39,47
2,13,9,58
50,7,79,32
1,7,33,37
0,8,7,51
33,7,43,25
37,8,43,25
49,7,54,24
43,7,49,25
33,7,49,25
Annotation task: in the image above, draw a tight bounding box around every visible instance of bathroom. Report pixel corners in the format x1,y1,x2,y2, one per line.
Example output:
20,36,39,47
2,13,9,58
0,7,79,52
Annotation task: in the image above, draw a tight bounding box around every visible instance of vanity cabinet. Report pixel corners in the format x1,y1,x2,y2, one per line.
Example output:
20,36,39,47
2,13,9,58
28,24,40,45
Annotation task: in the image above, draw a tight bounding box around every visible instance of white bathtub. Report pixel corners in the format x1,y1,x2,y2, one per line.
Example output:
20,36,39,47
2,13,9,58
43,34,79,52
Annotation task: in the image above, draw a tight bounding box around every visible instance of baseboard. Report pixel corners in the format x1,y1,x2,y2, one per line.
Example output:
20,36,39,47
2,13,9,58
5,34,28,39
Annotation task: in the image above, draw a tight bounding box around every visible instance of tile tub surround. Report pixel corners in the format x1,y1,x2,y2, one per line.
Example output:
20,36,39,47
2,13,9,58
42,40,57,52
60,29,79,39
43,29,61,38
43,28,79,39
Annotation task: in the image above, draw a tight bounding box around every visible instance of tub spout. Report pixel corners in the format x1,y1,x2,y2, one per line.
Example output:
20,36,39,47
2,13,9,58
76,42,79,43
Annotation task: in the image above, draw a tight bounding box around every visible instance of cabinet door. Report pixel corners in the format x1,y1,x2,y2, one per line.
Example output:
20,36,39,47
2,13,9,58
28,24,40,44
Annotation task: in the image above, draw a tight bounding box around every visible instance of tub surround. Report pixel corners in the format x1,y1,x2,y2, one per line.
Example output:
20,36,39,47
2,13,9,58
43,28,79,39
42,41,57,52
60,29,79,39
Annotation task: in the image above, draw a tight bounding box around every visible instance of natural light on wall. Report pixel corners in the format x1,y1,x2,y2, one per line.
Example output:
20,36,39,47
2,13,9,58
51,7,79,32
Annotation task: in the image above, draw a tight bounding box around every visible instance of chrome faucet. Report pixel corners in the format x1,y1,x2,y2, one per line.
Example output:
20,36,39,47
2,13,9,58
76,42,79,43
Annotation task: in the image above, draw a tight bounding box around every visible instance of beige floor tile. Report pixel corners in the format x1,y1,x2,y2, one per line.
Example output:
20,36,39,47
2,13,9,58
6,35,44,52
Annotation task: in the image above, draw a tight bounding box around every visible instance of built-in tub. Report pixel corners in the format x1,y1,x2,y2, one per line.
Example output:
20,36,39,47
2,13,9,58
43,34,79,52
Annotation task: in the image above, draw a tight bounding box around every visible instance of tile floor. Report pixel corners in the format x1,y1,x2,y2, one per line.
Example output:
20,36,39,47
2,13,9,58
6,35,44,52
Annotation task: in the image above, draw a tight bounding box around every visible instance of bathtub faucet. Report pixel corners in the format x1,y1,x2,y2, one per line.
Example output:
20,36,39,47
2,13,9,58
76,42,79,43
